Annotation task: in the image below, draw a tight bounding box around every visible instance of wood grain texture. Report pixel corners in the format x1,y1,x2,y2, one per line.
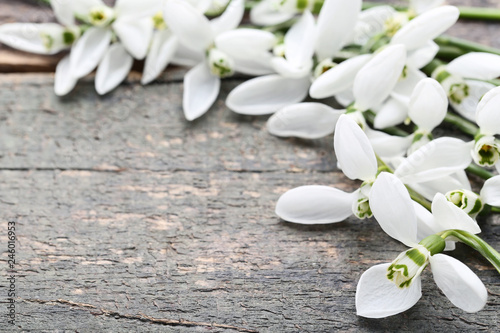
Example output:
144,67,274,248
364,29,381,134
1,1,500,332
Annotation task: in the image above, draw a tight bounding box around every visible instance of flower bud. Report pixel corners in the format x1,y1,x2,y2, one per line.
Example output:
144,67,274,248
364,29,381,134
472,135,500,167
446,189,484,216
208,48,234,78
387,245,429,288
89,6,115,27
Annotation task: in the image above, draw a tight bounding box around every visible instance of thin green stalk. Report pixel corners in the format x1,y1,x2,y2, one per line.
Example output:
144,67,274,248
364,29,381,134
440,230,500,274
435,35,500,56
458,6,500,21
466,164,495,180
492,207,500,213
436,46,467,62
443,112,479,137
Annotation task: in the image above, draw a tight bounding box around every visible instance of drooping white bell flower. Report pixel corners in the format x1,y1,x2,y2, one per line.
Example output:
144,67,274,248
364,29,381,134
275,115,471,224
445,175,500,217
356,172,485,318
249,0,314,26
432,53,500,121
406,78,448,153
164,0,277,120
228,0,362,116
51,0,162,96
470,86,500,172
268,44,406,139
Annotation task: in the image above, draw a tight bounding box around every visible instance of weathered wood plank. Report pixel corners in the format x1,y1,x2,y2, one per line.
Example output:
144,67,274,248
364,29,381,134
1,0,500,332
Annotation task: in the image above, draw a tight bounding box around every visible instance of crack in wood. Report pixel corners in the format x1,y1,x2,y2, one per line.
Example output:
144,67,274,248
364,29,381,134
22,298,258,332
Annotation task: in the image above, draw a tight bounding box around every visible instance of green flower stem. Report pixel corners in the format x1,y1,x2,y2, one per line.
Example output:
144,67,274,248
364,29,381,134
439,229,500,274
435,35,500,56
466,164,495,180
457,6,500,21
375,155,433,211
436,46,467,61
443,112,479,137
492,206,500,213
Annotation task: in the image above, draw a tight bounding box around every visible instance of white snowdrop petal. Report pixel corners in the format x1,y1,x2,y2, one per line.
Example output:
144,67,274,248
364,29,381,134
267,103,344,139
447,52,500,80
408,172,471,201
114,0,163,20
431,193,481,234
407,41,439,69
275,186,357,224
409,78,448,131
315,0,362,61
410,0,445,14
0,23,67,55
249,0,295,26
226,75,310,115
351,5,396,45
335,88,355,107
369,172,418,247
50,2,75,26
215,29,276,59
54,55,78,96
391,68,427,102
113,17,153,60
394,137,473,183
391,6,459,50
480,176,500,206
233,57,274,76
163,0,214,52
356,263,422,318
142,30,178,85
365,128,412,159
373,97,408,129
334,115,378,181
95,43,133,95
430,254,487,313
68,0,105,18
309,54,371,99
70,27,112,78
271,57,313,78
413,201,439,241
284,10,316,68
450,80,495,122
353,44,406,111
171,41,204,66
210,0,244,36
183,62,221,121
476,86,500,135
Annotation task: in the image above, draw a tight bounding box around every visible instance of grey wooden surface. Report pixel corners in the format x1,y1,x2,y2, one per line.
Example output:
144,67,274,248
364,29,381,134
1,1,500,332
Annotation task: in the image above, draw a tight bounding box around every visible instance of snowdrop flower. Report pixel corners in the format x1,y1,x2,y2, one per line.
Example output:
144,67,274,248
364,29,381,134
445,175,500,217
406,78,448,153
164,0,276,120
275,115,378,223
0,0,82,55
432,53,500,121
356,172,485,318
56,0,162,95
227,0,362,116
274,115,472,224
268,44,406,139
249,0,322,26
470,86,500,172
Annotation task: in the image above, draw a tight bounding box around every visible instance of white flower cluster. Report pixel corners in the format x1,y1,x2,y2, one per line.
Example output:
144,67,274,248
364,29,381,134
1,0,500,320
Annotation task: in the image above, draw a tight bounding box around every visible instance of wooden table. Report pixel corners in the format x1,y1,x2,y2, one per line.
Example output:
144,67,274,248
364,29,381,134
1,0,499,331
